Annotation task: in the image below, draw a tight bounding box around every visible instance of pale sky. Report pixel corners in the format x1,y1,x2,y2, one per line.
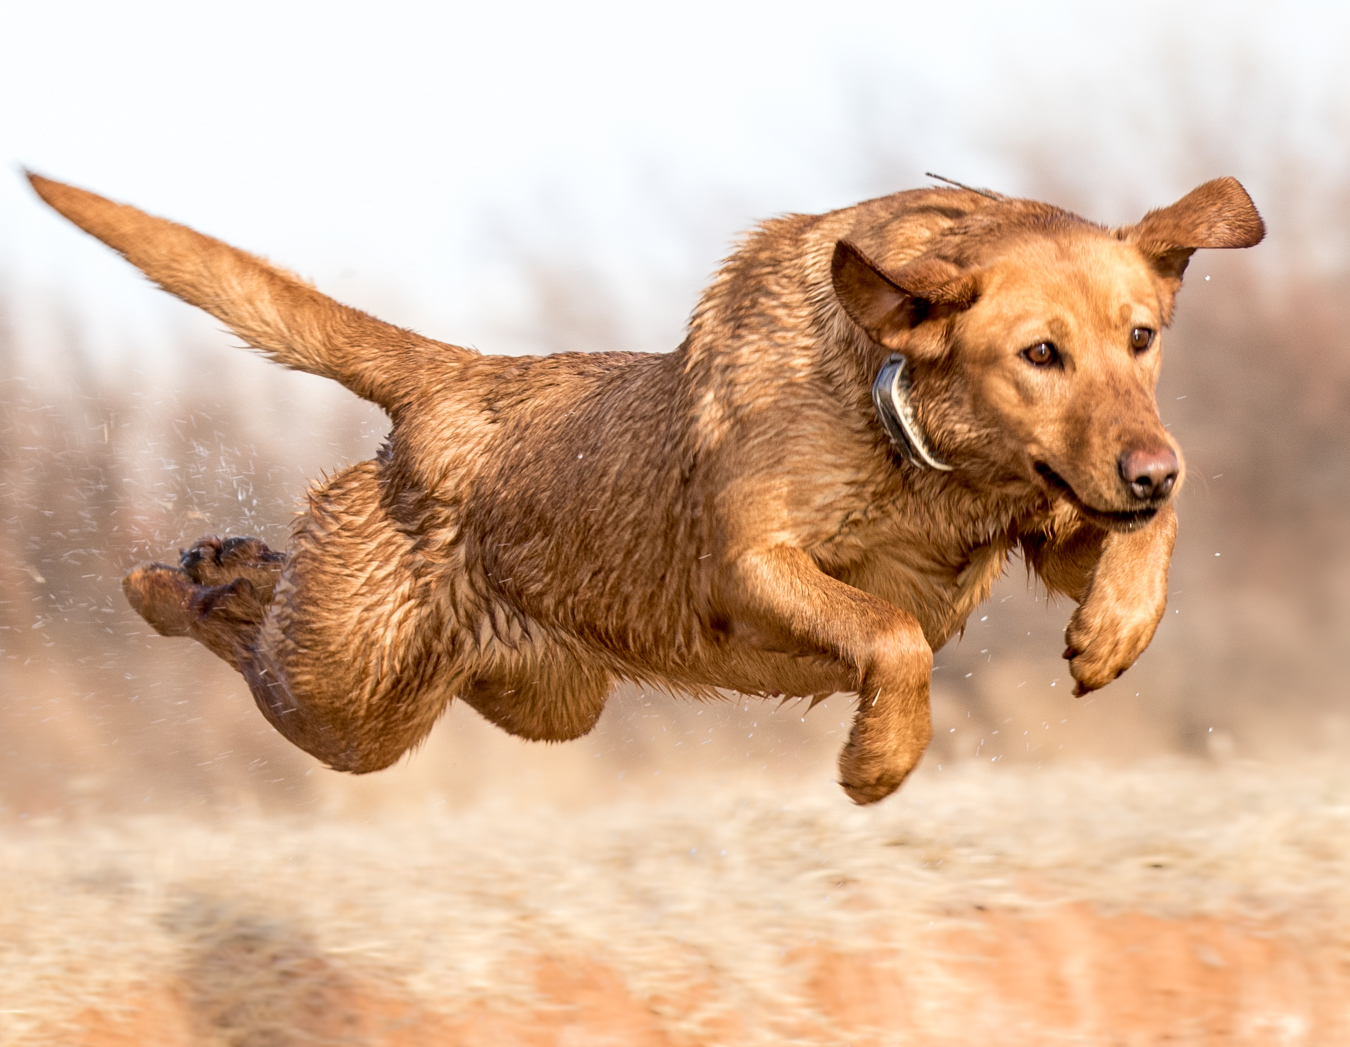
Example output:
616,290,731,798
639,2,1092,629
1,0,1345,362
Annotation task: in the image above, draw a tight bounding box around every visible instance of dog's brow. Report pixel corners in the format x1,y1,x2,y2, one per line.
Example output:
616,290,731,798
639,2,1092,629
1045,316,1071,342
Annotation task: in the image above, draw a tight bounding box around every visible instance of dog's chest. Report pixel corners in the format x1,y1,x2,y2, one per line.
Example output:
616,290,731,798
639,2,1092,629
817,505,1015,648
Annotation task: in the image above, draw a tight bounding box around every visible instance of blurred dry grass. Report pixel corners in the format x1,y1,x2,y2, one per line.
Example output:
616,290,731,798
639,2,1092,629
7,761,1350,1045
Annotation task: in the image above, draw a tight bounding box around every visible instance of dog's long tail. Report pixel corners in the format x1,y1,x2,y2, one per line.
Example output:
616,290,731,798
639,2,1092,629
27,173,467,412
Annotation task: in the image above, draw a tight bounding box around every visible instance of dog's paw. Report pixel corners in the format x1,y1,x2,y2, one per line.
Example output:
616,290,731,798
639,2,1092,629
1061,506,1175,697
837,741,921,805
838,774,905,806
180,535,284,596
1063,598,1163,696
123,563,196,637
125,561,269,666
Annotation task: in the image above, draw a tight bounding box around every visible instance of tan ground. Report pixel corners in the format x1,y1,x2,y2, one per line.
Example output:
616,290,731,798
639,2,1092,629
4,758,1350,1046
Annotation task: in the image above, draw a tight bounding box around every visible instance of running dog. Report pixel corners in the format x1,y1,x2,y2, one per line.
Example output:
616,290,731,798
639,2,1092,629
29,173,1263,802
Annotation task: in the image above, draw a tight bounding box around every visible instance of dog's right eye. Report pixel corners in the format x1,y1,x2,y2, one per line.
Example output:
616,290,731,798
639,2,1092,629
1021,342,1058,367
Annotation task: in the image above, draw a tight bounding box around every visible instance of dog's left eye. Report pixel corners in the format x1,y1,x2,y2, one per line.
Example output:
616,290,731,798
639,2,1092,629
1130,327,1155,352
1021,342,1058,367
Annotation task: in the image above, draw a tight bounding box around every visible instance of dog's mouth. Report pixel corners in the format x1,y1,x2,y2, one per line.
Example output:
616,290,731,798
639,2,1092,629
1033,462,1162,531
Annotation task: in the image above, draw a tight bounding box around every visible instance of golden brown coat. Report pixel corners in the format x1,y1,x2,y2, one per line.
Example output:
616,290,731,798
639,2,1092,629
28,174,1263,802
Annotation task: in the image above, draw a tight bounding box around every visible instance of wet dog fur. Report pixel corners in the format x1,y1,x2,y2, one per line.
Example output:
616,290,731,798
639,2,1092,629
29,173,1264,803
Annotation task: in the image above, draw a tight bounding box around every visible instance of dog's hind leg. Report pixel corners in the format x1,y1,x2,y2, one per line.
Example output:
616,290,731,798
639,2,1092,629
461,649,613,743
126,460,462,774
242,460,467,772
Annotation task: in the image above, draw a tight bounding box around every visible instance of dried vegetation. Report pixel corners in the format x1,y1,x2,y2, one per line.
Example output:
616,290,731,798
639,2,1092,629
7,761,1350,1044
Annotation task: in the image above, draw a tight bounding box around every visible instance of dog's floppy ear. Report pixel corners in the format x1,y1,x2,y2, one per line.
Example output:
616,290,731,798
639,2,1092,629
1122,177,1265,288
831,241,977,351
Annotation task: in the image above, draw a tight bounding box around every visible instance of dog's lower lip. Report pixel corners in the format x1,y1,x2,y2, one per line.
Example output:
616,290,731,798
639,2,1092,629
1033,462,1161,528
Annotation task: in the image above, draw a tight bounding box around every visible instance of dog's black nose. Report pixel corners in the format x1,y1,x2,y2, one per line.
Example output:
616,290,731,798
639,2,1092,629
1119,448,1179,501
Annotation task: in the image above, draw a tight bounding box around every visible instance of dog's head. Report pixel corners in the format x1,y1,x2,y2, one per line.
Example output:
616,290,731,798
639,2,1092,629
832,178,1264,530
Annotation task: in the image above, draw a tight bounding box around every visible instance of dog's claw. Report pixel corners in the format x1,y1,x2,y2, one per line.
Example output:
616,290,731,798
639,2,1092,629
178,534,284,597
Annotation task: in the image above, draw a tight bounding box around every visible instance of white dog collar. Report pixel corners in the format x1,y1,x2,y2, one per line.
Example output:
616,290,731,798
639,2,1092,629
872,354,953,472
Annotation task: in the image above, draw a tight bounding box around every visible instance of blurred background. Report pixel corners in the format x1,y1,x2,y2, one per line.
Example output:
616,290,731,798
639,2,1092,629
2,0,1348,818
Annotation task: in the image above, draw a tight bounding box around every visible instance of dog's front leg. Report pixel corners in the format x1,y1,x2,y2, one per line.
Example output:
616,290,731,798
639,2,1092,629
722,546,933,804
1060,505,1178,696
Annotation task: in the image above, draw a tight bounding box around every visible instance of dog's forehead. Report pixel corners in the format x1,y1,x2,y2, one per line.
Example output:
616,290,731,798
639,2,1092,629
977,232,1159,324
